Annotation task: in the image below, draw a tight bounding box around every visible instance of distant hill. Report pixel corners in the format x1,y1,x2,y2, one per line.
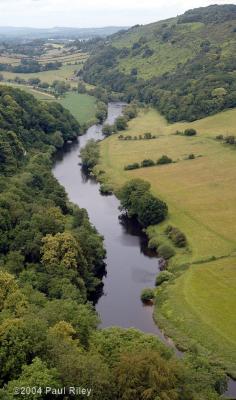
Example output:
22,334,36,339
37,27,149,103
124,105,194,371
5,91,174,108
82,4,236,122
0,26,129,40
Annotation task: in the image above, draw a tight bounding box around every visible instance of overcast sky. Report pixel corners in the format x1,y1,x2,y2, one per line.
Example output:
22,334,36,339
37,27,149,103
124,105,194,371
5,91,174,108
0,0,235,28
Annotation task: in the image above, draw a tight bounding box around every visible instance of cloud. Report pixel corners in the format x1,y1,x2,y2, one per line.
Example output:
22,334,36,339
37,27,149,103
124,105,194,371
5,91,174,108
0,0,235,27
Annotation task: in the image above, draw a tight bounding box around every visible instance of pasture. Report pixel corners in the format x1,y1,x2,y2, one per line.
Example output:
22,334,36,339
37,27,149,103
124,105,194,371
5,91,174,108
97,107,236,372
59,92,97,124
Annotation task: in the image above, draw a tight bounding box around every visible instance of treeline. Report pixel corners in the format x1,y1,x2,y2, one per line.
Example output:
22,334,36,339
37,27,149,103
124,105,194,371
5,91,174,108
124,155,173,170
0,59,62,73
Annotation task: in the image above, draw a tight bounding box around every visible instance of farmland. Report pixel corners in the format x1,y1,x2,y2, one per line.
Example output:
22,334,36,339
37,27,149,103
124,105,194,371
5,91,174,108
96,106,236,373
59,92,97,124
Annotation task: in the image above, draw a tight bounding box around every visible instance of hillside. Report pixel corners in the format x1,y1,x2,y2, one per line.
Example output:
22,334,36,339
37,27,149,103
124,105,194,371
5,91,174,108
82,4,236,122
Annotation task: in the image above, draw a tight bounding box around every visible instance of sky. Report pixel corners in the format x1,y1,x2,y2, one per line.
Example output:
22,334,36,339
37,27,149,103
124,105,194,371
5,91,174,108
0,0,235,28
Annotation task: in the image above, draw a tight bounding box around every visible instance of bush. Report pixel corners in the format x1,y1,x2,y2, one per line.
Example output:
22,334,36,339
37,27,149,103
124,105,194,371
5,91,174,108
156,271,173,286
184,129,197,136
141,288,155,302
80,140,99,171
141,159,155,168
143,132,152,139
158,244,175,259
148,237,160,250
188,154,195,159
119,179,168,227
215,134,224,140
166,225,187,247
157,155,173,165
224,135,235,145
102,124,113,137
124,163,140,170
138,194,168,227
99,183,113,195
115,116,128,131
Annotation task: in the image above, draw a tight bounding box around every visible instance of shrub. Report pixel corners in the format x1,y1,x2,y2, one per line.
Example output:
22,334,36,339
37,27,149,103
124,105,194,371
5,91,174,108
215,134,224,140
224,135,235,145
138,193,168,227
157,155,173,165
102,124,113,137
158,244,175,259
188,154,195,159
100,183,113,195
115,116,128,131
166,225,187,247
124,163,140,170
80,140,99,171
141,288,155,302
148,237,160,250
184,129,197,136
156,271,173,286
141,159,155,168
143,132,152,139
119,179,168,227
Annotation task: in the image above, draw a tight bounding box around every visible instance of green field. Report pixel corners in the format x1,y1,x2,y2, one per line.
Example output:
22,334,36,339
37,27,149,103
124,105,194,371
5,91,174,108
59,92,97,124
155,257,236,376
0,82,55,100
1,64,79,85
96,107,236,373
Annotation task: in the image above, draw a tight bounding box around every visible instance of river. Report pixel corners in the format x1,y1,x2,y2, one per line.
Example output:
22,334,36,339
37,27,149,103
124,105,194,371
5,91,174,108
52,102,235,398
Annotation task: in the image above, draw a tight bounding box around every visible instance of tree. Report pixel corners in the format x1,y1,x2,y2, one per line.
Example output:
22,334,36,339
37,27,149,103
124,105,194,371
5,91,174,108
4,358,60,400
102,124,113,137
115,116,128,131
80,139,100,171
119,179,151,217
114,351,181,400
138,193,168,227
41,232,86,274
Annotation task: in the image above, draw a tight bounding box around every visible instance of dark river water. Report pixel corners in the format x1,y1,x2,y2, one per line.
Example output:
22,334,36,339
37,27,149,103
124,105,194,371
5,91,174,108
52,102,235,398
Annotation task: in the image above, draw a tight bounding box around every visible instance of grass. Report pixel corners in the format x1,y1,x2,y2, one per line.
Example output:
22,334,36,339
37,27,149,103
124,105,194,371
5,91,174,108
154,257,236,376
111,18,234,80
1,64,79,85
0,82,55,101
96,107,236,373
59,92,97,124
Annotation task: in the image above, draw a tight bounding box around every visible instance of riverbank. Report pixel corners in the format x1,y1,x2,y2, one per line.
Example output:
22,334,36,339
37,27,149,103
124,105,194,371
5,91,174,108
94,106,236,379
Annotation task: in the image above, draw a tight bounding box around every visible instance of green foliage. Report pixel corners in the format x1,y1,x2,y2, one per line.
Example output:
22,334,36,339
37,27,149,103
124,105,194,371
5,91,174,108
99,183,113,195
102,123,113,136
124,162,140,170
184,128,197,136
82,4,236,122
156,271,173,286
157,155,173,165
115,116,128,131
4,358,60,400
141,288,155,302
158,244,175,259
95,101,108,123
80,139,100,171
119,178,168,227
141,159,155,167
165,225,187,248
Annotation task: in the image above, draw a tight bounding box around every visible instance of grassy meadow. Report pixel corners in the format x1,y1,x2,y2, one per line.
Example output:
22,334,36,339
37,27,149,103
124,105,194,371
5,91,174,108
0,64,79,85
59,92,97,124
96,107,236,373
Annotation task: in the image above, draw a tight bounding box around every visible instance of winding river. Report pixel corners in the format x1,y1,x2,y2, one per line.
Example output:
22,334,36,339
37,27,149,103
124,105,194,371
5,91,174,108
53,102,235,399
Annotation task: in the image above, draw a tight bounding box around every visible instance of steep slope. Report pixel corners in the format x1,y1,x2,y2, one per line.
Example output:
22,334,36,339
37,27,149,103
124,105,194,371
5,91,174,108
82,4,236,122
